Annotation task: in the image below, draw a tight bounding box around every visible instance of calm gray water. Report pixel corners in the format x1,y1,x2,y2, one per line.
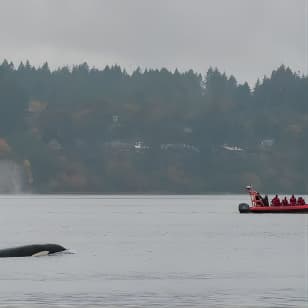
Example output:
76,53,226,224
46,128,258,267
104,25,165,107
0,195,307,307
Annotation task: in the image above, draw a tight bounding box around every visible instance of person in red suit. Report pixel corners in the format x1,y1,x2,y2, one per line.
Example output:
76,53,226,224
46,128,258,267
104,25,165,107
282,197,288,206
290,194,296,206
271,195,281,206
297,197,306,205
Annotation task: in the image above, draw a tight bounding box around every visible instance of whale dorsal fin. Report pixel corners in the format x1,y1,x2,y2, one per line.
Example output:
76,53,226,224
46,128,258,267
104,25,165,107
32,250,49,257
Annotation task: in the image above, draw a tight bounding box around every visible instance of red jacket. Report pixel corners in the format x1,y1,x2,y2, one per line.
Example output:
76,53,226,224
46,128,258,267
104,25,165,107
271,197,281,206
290,196,296,205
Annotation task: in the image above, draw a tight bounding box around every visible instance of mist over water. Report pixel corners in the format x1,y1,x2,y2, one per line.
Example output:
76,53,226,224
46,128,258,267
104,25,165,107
0,160,24,193
0,195,307,307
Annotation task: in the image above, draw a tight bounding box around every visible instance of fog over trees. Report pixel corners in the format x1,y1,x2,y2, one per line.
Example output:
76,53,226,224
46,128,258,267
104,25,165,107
0,60,307,193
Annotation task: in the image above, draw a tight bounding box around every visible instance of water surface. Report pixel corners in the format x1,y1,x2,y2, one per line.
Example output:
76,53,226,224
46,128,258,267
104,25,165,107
0,195,307,307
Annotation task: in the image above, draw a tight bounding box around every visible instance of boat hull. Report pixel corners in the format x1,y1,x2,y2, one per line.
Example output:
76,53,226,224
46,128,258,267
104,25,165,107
239,204,308,213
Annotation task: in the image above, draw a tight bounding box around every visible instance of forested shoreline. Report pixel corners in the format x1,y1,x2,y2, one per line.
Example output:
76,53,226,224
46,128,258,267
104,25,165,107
0,60,307,193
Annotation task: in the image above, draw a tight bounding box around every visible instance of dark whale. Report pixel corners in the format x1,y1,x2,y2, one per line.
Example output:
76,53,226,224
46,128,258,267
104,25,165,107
0,244,66,257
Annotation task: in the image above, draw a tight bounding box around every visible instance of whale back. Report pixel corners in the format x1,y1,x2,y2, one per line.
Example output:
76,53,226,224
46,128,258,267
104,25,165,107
0,244,66,257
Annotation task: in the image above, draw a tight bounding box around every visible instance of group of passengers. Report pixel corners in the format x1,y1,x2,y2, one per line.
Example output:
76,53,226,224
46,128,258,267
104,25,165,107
271,194,305,206
256,193,305,206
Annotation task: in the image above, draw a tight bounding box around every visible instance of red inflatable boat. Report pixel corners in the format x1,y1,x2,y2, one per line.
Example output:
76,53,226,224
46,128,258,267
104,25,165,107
238,185,308,213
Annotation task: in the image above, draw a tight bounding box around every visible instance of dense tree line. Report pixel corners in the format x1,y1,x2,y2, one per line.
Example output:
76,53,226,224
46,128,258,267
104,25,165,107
0,59,307,193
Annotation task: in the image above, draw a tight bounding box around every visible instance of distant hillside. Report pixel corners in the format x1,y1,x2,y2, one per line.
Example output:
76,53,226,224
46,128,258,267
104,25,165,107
0,60,307,193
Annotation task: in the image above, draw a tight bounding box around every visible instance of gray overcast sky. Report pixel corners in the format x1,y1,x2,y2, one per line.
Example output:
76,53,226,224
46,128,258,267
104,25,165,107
0,0,307,84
